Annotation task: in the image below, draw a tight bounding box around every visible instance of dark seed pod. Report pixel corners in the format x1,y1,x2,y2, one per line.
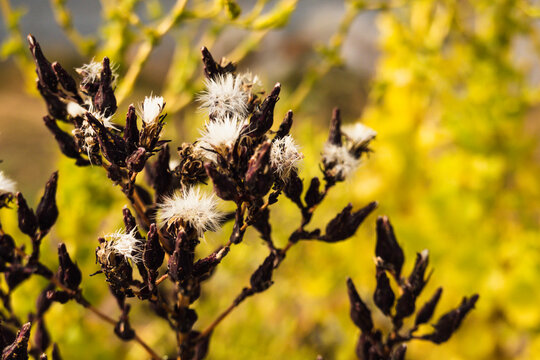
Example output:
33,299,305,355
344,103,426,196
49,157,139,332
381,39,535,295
27,35,58,91
36,171,59,233
57,243,82,291
415,287,443,327
327,107,342,146
408,250,430,296
16,193,37,237
274,110,294,140
93,57,117,117
36,284,55,317
247,84,280,138
205,163,238,201
283,171,303,208
51,62,82,102
126,147,147,173
304,177,322,208
143,224,165,272
346,278,373,333
193,247,228,282
51,344,62,360
43,116,85,162
375,216,405,278
394,287,416,325
250,253,276,293
200,47,236,79
245,141,273,197
2,322,31,360
373,269,394,316
321,202,377,242
123,105,139,153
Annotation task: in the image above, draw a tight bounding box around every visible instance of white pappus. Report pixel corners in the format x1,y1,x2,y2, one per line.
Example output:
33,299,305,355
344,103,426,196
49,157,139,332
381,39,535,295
270,135,303,181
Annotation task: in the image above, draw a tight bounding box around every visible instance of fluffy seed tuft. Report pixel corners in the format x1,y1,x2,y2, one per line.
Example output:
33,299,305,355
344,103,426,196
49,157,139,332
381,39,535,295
139,95,165,126
342,122,377,148
103,228,144,263
0,171,16,194
157,187,224,237
270,135,303,181
322,143,359,181
198,74,249,118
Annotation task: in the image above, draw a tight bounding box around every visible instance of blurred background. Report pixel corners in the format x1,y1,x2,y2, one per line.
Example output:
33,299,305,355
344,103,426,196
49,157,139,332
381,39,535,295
1,0,540,359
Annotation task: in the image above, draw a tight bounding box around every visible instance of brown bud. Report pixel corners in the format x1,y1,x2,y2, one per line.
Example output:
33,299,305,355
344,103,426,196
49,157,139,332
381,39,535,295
394,287,416,326
250,253,276,293
51,62,82,102
2,322,31,360
16,193,37,237
126,147,147,173
328,108,342,146
283,171,303,207
205,163,238,201
51,344,62,360
143,224,165,272
124,105,139,153
373,269,394,316
247,84,280,138
346,278,373,333
57,243,82,290
304,177,322,208
43,116,85,162
36,172,59,232
415,287,443,327
375,216,404,278
27,35,57,90
93,57,117,117
408,250,430,296
274,110,293,140
321,201,377,243
245,141,273,197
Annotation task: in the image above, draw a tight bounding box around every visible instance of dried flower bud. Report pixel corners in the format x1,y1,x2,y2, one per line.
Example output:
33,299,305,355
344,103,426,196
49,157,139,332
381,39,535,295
247,83,280,138
283,171,303,207
415,287,443,327
146,145,172,200
143,224,165,272
346,278,373,333
93,57,117,117
0,234,16,263
408,250,430,296
51,62,82,102
57,243,82,291
245,141,273,197
193,246,228,282
250,253,276,293
37,82,67,120
328,108,342,146
124,105,139,153
2,322,31,360
36,284,55,317
51,344,62,360
424,294,479,344
394,287,416,325
274,110,294,140
375,216,404,278
304,177,322,208
205,163,238,201
16,193,37,237
43,116,86,163
321,201,377,243
168,229,193,283
27,35,57,91
126,147,147,173
201,46,236,79
36,171,59,232
373,269,394,316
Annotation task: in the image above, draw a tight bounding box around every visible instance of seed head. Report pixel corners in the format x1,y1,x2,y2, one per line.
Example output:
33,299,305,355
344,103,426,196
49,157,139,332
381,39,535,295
199,73,249,118
0,171,16,194
139,95,165,127
157,187,224,237
66,102,87,118
102,228,144,263
76,59,118,85
321,143,359,181
198,115,246,160
342,122,377,148
270,135,303,181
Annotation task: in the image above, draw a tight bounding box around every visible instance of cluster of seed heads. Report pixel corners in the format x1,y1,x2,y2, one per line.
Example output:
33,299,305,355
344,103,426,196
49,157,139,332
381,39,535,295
0,35,477,360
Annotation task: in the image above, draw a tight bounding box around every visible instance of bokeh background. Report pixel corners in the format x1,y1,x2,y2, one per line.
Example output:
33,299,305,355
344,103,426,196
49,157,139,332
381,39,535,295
1,0,540,359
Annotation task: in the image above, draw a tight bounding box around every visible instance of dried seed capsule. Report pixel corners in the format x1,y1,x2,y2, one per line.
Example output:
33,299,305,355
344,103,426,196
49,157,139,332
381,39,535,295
57,243,82,291
93,57,117,117
51,62,82,102
2,322,31,360
205,163,238,201
126,147,147,173
394,287,416,325
408,250,430,296
36,172,59,232
346,278,373,333
247,84,280,138
143,224,165,272
375,216,404,278
283,171,303,207
43,116,85,161
27,35,57,91
16,193,37,237
415,287,443,327
321,202,377,242
373,269,394,316
250,253,276,293
304,177,322,208
327,108,342,146
274,110,294,140
245,141,273,197
51,344,62,360
123,105,139,153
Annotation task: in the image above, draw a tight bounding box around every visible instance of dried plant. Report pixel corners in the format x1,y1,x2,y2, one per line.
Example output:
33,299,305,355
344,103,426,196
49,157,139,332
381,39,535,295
0,35,477,360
